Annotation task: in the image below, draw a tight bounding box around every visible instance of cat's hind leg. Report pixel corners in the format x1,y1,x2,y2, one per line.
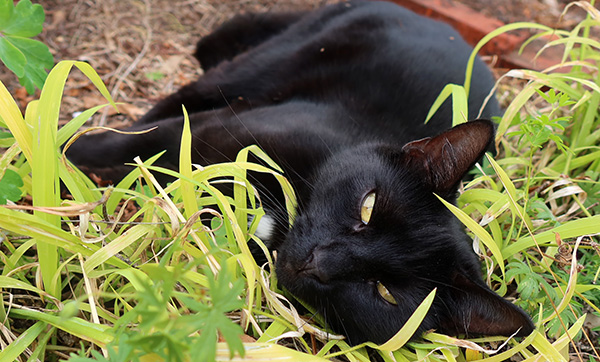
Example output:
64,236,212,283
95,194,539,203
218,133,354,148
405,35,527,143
194,11,306,70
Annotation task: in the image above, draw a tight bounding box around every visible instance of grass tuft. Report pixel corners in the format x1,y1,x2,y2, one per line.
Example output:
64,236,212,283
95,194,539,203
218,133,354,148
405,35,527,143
1,4,599,361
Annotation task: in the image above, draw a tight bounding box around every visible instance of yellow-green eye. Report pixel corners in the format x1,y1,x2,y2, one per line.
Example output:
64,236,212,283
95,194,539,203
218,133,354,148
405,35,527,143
377,282,397,305
360,192,376,225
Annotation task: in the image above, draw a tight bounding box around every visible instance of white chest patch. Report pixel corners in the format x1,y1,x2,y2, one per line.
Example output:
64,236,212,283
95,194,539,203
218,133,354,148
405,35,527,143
254,214,275,243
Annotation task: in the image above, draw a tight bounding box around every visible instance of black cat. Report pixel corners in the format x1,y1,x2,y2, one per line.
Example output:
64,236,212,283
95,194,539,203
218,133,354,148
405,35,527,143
67,0,534,345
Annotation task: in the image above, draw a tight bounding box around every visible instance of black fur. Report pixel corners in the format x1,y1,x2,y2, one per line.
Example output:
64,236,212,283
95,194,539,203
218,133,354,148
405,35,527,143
67,1,534,345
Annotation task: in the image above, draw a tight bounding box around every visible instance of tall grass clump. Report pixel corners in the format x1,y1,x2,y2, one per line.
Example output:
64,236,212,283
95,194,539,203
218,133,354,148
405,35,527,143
0,1,599,362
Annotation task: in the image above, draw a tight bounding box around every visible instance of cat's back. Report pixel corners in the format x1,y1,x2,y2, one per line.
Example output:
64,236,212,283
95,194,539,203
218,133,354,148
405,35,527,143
207,0,499,143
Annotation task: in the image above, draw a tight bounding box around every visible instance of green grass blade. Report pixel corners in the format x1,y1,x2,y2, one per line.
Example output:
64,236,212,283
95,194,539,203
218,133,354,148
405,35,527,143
9,307,113,346
0,321,46,362
486,155,534,232
465,22,553,97
179,105,197,220
503,215,600,257
83,224,155,273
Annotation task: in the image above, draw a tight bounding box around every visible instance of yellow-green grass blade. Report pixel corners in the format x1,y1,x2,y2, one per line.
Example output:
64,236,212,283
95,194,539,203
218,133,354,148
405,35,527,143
26,325,56,362
31,62,105,298
495,73,542,142
365,288,436,352
0,79,31,159
542,237,581,323
0,206,130,269
425,83,468,126
0,275,59,304
83,224,155,273
426,332,536,362
3,239,36,276
233,147,252,234
529,330,567,362
228,252,258,331
437,194,505,274
0,321,46,362
33,61,74,297
502,215,600,257
256,318,289,343
0,143,21,179
214,342,329,361
236,145,297,224
486,155,534,232
57,103,114,145
179,105,197,220
465,22,553,97
548,314,585,356
106,152,165,214
113,267,153,292
9,307,113,346
59,159,103,203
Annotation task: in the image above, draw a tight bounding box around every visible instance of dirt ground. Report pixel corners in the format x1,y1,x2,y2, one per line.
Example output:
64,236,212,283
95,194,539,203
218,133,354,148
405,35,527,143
1,0,593,129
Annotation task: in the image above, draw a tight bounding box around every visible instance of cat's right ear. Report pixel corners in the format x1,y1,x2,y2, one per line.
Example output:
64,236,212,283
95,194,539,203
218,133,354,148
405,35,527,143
401,120,495,196
442,271,535,337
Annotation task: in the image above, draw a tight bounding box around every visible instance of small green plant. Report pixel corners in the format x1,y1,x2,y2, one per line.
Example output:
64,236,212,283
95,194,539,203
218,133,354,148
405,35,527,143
0,0,54,94
508,89,574,154
0,168,23,204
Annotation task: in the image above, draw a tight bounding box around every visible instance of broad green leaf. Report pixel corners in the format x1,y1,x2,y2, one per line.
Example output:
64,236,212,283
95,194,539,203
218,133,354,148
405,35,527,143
0,1,52,93
0,0,13,27
0,36,26,77
0,168,23,204
0,0,44,37
10,36,54,93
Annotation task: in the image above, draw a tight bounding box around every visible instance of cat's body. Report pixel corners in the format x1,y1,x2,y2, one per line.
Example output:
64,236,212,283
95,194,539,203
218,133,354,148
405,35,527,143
68,1,534,345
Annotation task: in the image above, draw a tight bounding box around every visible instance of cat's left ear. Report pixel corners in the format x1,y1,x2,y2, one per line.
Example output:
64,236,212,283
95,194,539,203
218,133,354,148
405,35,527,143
442,271,535,337
401,120,494,195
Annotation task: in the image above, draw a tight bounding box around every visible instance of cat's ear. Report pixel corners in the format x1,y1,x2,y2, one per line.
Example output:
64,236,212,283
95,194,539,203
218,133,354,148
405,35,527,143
443,271,535,337
401,120,494,195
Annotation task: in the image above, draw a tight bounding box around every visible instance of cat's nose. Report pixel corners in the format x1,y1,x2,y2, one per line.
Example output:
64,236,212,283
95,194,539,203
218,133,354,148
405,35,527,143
300,249,330,283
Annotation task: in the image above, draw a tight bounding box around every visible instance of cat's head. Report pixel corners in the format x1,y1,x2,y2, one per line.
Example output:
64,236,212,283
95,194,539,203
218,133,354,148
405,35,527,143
275,120,534,345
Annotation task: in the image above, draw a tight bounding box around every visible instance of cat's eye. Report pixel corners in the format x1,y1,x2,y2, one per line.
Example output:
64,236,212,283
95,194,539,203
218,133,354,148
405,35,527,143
360,192,376,225
377,282,397,305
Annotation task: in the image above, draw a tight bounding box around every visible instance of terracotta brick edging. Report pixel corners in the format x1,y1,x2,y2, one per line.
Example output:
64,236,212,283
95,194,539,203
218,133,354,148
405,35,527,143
388,0,563,70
